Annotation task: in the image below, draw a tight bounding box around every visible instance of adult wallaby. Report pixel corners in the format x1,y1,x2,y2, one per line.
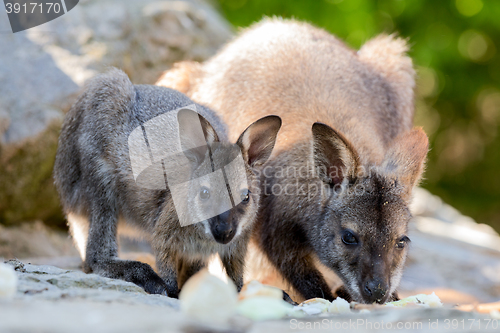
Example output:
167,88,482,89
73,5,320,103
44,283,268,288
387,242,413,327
54,68,281,297
156,19,429,304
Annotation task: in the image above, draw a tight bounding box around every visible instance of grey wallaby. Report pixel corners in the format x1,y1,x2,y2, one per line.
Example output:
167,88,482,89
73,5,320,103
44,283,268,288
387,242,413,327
53,68,281,297
157,19,429,303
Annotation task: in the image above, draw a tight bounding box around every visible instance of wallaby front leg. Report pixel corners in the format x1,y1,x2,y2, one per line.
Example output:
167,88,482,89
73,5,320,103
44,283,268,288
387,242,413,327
220,252,245,292
260,236,334,301
154,249,180,298
177,259,205,290
390,291,400,301
281,254,334,301
333,285,352,302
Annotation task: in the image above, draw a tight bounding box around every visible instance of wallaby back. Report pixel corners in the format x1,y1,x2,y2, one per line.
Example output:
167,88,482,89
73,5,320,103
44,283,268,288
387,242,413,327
157,19,415,164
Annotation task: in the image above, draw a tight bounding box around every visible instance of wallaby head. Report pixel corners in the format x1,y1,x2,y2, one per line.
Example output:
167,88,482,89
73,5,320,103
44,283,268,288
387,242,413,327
310,123,428,303
175,109,281,245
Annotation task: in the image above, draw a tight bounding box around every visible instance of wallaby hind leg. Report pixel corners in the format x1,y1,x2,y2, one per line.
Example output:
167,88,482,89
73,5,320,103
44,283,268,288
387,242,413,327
84,201,170,295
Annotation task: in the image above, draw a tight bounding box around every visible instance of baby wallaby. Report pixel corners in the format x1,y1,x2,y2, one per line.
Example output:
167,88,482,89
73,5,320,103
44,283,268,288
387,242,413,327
156,19,429,303
54,68,281,297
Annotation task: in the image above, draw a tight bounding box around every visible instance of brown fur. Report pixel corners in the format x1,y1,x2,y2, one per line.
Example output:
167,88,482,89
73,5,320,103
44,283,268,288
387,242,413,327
157,18,428,303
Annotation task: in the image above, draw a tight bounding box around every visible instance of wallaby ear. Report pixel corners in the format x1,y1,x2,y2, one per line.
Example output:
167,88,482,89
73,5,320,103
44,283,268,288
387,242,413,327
156,61,201,95
236,116,282,168
381,127,429,191
177,108,219,164
83,68,136,118
312,123,360,186
358,34,415,130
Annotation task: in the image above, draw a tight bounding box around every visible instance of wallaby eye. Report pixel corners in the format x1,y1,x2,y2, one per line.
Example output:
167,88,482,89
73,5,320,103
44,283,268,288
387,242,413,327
199,186,210,201
341,230,358,245
241,189,250,203
396,236,410,249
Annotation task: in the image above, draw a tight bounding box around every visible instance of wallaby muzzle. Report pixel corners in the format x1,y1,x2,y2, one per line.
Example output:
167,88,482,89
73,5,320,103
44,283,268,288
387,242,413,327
363,278,389,304
209,210,236,244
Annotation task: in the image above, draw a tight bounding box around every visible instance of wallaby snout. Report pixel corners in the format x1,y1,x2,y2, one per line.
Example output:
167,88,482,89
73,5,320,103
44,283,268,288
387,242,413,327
363,278,389,304
209,210,236,244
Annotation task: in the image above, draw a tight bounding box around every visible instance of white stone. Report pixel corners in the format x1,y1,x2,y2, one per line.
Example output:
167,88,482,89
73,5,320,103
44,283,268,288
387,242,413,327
179,269,237,324
238,280,283,300
385,292,443,308
328,297,351,314
291,298,331,316
237,296,292,321
0,262,17,299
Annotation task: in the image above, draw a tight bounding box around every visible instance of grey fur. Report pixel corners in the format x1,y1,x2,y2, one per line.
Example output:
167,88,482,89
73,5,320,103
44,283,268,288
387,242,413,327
53,68,281,297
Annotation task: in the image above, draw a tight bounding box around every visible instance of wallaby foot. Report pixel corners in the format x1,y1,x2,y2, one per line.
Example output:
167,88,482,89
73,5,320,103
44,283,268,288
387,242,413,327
85,258,174,296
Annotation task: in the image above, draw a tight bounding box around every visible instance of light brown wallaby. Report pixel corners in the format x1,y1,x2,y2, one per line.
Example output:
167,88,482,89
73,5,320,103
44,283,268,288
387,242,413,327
156,18,429,304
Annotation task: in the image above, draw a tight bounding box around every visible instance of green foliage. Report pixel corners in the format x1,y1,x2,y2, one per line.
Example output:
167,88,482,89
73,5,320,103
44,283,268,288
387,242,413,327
215,0,500,231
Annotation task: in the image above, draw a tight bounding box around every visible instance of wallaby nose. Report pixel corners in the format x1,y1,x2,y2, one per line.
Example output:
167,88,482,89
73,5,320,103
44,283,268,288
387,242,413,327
364,279,388,304
211,211,235,244
217,210,230,225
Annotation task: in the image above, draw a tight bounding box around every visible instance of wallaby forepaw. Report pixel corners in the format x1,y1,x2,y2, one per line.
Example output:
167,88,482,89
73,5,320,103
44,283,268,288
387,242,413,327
389,291,400,302
282,290,298,305
139,274,176,297
333,285,352,302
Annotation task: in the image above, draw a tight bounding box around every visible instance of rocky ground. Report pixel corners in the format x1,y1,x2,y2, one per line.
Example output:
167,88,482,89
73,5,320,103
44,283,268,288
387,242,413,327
1,188,499,332
0,260,497,333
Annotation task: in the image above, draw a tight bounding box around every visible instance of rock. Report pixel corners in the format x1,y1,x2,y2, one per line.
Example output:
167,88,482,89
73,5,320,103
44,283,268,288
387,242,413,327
239,280,284,301
179,269,238,324
328,297,351,314
491,310,500,319
0,221,78,259
0,122,65,226
0,0,233,226
237,296,293,321
0,260,494,333
0,262,17,299
3,259,178,308
293,298,331,316
385,293,443,308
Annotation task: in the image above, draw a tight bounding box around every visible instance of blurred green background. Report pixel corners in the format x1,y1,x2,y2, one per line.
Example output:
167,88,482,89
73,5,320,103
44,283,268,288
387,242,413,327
214,0,500,232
